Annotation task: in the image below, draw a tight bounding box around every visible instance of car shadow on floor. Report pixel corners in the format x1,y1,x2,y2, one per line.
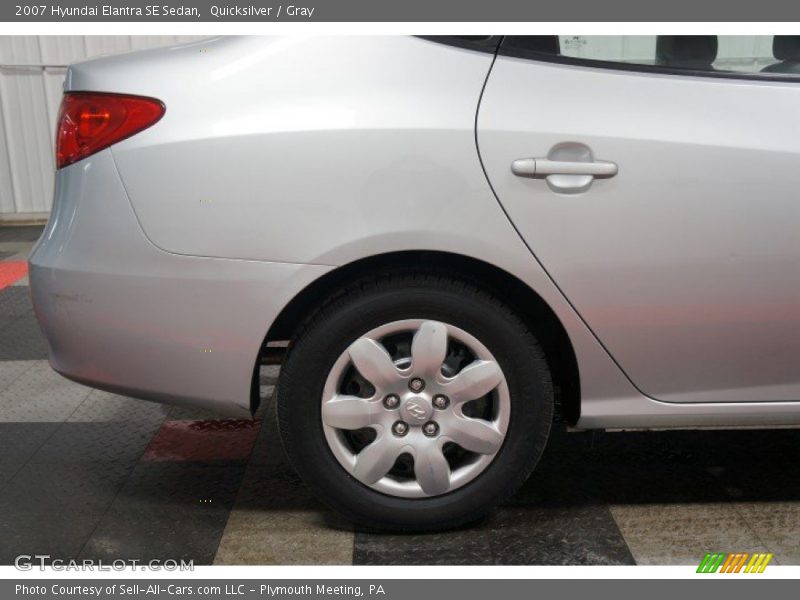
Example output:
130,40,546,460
524,425,800,506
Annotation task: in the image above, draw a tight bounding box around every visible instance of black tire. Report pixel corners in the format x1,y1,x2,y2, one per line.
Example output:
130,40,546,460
276,271,554,532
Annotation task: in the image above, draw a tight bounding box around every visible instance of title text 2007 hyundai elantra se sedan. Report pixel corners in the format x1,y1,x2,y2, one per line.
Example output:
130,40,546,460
29,35,800,530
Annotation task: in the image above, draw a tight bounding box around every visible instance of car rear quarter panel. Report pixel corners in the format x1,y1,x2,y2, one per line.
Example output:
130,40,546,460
29,148,332,415
69,37,512,266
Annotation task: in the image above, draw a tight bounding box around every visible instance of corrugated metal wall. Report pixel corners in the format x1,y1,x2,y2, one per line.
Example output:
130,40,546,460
0,36,204,218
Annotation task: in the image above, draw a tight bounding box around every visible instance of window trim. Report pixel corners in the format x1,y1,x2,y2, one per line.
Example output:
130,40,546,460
418,36,502,54
499,42,800,84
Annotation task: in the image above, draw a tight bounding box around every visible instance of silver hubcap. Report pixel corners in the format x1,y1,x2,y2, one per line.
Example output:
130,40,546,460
321,319,510,498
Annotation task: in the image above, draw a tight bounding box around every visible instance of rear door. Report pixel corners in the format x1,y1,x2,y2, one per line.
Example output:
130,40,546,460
478,35,800,403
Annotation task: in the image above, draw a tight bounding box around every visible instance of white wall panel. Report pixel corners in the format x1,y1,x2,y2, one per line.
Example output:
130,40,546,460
0,35,204,216
0,88,14,214
0,36,53,213
83,36,135,58
42,69,66,141
38,36,86,65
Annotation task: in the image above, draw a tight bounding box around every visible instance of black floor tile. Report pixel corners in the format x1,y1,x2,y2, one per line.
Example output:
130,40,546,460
0,461,23,486
91,462,246,517
0,226,43,243
0,511,105,564
0,287,48,360
0,422,61,486
353,504,634,565
233,461,320,511
0,460,133,514
511,427,759,507
0,422,60,465
80,514,235,564
487,506,635,565
354,526,496,566
233,391,326,510
0,317,49,360
30,422,163,465
682,429,800,501
0,287,34,324
512,430,784,506
0,286,34,317
79,463,247,564
244,392,283,468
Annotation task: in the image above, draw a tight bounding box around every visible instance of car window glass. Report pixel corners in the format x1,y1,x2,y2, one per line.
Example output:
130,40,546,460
503,35,800,76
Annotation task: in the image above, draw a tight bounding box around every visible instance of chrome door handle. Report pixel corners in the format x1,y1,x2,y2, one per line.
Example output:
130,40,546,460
511,158,618,179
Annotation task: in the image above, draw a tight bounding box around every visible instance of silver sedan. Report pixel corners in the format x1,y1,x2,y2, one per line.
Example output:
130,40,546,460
29,35,800,530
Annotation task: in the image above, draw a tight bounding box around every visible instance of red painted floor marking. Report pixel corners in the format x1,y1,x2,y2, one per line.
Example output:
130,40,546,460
0,261,28,290
142,419,262,462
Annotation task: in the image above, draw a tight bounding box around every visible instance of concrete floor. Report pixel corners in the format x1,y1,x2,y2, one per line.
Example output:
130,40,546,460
1,225,799,565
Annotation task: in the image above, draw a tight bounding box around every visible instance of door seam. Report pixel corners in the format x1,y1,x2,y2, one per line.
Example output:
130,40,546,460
473,49,654,403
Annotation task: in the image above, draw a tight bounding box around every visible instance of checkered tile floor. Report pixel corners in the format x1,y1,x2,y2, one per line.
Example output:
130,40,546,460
1,225,799,565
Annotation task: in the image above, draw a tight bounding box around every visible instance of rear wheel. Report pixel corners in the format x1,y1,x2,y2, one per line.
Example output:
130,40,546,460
276,273,554,531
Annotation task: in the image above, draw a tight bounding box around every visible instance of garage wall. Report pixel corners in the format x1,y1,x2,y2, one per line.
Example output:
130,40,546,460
0,36,205,219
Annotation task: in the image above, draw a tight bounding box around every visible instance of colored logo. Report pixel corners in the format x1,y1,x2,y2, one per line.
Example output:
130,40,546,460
697,552,773,573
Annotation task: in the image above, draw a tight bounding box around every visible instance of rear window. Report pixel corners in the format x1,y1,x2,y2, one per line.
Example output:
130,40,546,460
501,36,800,78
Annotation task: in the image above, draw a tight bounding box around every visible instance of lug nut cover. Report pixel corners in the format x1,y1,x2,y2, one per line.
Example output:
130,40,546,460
392,421,409,436
422,421,439,437
432,395,449,409
408,377,425,392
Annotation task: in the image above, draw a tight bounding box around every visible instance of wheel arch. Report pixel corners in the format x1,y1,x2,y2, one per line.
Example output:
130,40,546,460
254,250,580,424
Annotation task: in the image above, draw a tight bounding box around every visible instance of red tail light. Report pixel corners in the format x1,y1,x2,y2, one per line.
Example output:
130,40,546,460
56,92,165,169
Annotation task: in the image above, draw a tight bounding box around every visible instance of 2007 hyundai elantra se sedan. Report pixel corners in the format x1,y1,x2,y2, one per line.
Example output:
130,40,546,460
29,35,800,530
